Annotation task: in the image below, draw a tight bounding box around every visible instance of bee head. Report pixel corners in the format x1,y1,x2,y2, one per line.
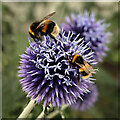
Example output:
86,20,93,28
30,22,40,31
69,56,74,61
66,54,73,62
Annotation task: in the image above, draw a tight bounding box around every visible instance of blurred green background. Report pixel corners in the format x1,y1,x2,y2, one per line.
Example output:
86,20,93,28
2,2,119,119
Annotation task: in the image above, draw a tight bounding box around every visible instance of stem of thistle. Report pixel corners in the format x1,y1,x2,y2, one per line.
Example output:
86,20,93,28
46,104,69,119
17,99,36,119
36,105,50,119
60,110,65,119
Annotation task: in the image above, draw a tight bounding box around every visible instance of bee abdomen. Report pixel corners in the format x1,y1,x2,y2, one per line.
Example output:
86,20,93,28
79,69,91,79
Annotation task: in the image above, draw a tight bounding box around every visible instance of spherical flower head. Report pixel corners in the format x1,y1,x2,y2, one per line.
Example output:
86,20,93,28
61,10,112,62
70,83,98,111
18,30,97,107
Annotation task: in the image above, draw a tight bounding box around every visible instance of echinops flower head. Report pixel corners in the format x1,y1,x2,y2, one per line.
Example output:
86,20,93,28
61,10,112,62
18,30,97,107
70,83,98,111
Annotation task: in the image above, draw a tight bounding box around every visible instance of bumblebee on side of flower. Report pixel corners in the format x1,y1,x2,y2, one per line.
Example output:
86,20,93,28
68,54,95,79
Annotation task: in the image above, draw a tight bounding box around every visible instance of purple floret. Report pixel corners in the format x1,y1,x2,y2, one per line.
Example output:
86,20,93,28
61,11,112,62
18,30,97,107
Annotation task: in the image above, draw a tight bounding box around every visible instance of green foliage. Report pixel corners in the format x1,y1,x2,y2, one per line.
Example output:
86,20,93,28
2,2,118,119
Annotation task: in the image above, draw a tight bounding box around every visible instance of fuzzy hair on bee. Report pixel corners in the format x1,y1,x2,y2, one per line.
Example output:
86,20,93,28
68,54,95,82
28,12,62,43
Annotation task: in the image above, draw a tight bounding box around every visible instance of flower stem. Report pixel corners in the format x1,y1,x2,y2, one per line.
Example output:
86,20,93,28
46,110,59,118
36,109,45,118
18,99,36,119
36,105,50,119
46,104,69,119
36,106,45,119
60,110,65,119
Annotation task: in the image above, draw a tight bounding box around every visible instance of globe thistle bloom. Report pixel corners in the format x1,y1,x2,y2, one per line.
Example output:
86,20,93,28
61,11,112,62
70,83,98,111
18,30,97,107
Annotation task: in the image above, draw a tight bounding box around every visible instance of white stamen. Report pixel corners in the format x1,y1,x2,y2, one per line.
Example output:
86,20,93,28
69,31,74,40
49,84,53,88
76,38,83,44
54,73,64,79
67,31,71,41
94,68,99,71
78,95,83,101
70,91,77,98
62,77,72,86
84,51,94,58
73,33,81,42
91,62,98,65
89,78,96,81
31,72,38,76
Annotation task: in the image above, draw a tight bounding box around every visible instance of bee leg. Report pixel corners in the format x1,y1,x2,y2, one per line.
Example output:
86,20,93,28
77,68,80,85
53,38,57,43
49,34,57,43
38,32,42,42
33,38,39,45
77,75,80,85
65,53,68,59
33,38,38,42
59,33,62,38
38,37,42,42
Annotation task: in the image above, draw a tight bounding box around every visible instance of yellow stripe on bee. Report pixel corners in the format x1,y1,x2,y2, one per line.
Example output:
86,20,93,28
29,26,35,36
79,68,84,72
72,54,80,63
82,73,91,79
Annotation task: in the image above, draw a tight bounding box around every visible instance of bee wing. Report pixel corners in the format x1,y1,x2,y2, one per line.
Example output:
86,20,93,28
75,62,87,71
88,65,94,73
75,62,83,68
43,12,56,20
33,12,56,31
34,22,46,30
84,61,94,73
75,61,93,74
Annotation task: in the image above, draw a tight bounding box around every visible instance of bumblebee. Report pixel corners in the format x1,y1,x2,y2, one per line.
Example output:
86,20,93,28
68,54,94,82
29,12,62,43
